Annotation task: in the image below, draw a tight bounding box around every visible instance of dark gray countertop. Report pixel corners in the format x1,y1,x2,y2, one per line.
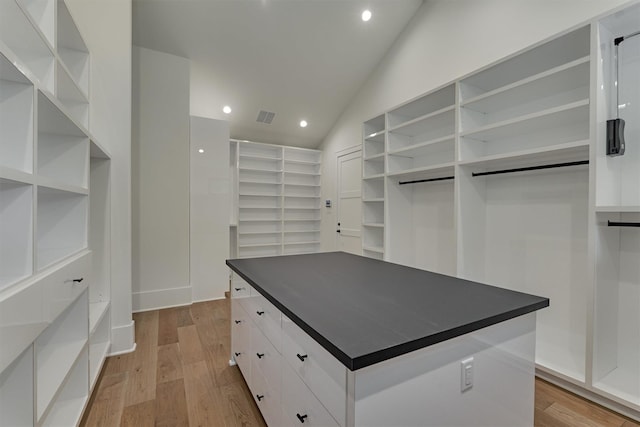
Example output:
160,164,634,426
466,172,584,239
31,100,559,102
226,252,549,371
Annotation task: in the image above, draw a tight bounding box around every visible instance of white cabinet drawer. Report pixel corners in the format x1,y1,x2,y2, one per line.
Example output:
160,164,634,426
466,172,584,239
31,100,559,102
231,300,251,385
281,359,339,427
282,315,346,425
252,360,281,427
41,251,90,323
247,287,282,352
251,322,282,395
231,274,250,298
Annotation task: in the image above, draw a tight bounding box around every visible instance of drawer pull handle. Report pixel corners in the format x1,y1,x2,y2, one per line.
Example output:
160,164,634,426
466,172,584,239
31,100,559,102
256,311,265,316
234,287,244,291
234,352,241,357
256,394,264,401
72,278,84,283
296,413,308,423
296,353,308,362
234,320,242,324
256,353,265,359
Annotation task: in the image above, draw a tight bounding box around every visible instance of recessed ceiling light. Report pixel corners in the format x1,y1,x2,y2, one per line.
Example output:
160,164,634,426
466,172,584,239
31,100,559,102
361,10,372,22
300,120,308,128
223,105,232,114
198,148,205,154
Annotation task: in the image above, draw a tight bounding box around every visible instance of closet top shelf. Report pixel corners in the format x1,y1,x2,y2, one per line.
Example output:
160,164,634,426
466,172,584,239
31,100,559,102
227,252,549,371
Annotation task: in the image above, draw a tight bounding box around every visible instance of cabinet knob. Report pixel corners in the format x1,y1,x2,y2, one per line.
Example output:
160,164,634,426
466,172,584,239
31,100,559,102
256,394,264,402
296,413,308,423
256,311,265,316
256,353,265,359
234,320,242,324
296,353,308,362
234,352,241,357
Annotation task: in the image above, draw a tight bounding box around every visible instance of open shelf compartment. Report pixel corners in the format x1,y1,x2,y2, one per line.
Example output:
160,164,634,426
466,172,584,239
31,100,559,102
0,345,33,427
0,51,34,175
56,0,89,98
0,179,33,291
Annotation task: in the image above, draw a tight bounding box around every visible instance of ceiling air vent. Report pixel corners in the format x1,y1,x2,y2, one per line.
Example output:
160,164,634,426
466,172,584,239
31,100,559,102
256,110,276,124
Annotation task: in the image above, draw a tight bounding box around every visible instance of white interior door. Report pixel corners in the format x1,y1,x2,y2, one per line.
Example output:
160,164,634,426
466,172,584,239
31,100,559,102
337,148,362,254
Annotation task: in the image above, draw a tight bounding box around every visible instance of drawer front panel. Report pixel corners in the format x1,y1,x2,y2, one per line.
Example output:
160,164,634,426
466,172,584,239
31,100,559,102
231,274,250,298
282,315,346,425
281,359,339,427
231,299,251,385
41,251,91,323
248,289,282,352
251,322,282,395
252,360,281,427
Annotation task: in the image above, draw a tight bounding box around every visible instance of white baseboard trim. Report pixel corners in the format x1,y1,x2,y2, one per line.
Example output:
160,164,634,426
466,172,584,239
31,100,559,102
132,285,192,312
192,295,226,304
109,320,136,355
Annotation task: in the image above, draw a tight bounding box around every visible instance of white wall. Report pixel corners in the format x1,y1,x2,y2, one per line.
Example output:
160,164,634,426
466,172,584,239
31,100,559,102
66,0,134,354
132,46,191,311
190,117,230,302
319,0,631,252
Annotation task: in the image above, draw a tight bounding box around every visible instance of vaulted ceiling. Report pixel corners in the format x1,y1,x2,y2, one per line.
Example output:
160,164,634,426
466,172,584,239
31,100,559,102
132,0,423,148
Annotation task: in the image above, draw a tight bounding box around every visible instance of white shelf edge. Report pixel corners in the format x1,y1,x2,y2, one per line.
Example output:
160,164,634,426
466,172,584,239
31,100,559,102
238,167,282,173
284,195,320,199
238,193,281,197
461,56,590,106
238,206,281,210
284,241,320,246
284,207,320,210
36,178,89,195
283,170,321,176
363,223,384,228
389,105,455,133
238,243,282,248
283,230,321,233
239,153,282,161
364,153,385,161
239,180,282,185
239,231,282,235
363,198,384,203
388,134,455,157
460,99,589,138
362,245,384,254
595,206,640,213
89,301,110,335
238,219,282,223
457,140,590,167
283,183,321,187
387,162,455,178
283,159,320,165
363,173,385,180
283,219,320,222
37,88,90,138
0,166,35,184
12,0,55,54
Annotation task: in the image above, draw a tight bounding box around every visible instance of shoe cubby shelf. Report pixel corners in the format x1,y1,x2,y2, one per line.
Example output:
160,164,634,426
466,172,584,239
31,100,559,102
361,12,640,417
232,140,322,258
0,2,112,426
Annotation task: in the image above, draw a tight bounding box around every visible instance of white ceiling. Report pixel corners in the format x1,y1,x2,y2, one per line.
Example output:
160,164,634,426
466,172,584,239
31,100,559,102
132,0,423,148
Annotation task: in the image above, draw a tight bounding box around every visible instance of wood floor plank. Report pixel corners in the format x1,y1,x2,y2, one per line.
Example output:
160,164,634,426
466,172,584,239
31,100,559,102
121,399,156,427
81,299,640,427
79,372,128,427
178,324,207,365
158,307,179,346
219,380,267,427
157,343,184,384
155,379,190,427
182,360,227,427
123,311,159,405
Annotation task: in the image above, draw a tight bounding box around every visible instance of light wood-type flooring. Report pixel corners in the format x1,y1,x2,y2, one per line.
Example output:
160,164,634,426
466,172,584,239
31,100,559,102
81,299,639,427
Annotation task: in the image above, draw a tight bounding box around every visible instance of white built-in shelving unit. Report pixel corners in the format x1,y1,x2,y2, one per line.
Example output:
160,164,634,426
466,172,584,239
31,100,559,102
232,140,322,260
591,2,640,410
362,9,640,419
0,1,112,425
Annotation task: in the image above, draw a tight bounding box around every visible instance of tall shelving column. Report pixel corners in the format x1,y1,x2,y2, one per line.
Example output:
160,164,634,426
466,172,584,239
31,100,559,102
282,147,321,255
592,2,640,409
237,141,284,258
456,25,591,383
362,114,386,259
0,0,112,425
384,84,456,274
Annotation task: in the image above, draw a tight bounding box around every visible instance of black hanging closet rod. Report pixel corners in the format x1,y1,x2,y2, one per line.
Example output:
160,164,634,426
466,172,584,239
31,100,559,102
399,176,454,185
472,160,588,177
608,221,640,227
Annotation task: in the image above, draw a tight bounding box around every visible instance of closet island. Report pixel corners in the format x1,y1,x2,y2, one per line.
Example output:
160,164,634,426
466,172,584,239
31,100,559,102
227,251,548,426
